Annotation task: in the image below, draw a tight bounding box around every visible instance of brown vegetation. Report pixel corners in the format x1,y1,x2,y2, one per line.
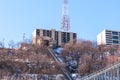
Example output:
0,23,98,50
62,40,119,75
0,40,119,76
0,43,62,75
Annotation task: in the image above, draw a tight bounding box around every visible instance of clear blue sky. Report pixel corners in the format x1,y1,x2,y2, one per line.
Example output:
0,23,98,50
0,0,120,46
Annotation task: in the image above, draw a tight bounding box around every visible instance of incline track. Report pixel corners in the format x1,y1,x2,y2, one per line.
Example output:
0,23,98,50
48,48,73,80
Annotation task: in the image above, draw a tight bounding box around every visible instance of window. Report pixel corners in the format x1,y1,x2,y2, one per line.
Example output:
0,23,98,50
36,29,40,36
55,31,58,45
73,33,76,39
112,36,118,39
62,37,66,43
112,32,118,35
113,40,118,44
67,33,70,42
50,31,51,37
43,30,47,36
47,30,50,37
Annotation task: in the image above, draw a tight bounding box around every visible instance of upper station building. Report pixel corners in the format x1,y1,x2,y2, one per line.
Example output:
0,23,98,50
32,28,77,47
97,29,120,45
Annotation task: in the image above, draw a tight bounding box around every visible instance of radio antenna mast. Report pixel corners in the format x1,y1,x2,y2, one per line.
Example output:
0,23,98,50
61,0,70,31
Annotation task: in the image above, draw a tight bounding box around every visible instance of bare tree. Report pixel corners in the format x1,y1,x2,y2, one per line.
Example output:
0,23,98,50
0,39,5,48
8,40,15,49
62,39,109,75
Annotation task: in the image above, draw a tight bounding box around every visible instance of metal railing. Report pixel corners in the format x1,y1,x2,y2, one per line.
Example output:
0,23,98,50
80,61,120,80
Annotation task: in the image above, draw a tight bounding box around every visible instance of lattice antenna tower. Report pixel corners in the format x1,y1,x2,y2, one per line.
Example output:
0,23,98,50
61,0,70,31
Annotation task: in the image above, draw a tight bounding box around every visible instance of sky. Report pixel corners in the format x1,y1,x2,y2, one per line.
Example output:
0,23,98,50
0,0,120,47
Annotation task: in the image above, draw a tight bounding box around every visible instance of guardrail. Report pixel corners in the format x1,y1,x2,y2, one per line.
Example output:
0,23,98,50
81,61,120,80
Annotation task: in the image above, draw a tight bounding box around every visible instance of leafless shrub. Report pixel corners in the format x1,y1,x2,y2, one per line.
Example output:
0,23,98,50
62,39,119,75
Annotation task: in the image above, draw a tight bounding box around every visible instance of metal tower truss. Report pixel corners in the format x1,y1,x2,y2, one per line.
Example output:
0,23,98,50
61,0,70,31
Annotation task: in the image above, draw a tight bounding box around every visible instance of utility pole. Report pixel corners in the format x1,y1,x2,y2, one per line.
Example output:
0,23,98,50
61,0,70,31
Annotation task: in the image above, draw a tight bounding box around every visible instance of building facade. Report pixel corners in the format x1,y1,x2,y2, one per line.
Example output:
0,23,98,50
32,29,77,47
97,29,120,45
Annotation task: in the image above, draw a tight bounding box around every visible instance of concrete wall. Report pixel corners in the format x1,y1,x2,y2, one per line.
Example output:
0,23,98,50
97,29,106,45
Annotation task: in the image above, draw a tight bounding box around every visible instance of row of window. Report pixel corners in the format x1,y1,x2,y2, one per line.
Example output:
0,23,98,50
36,29,77,43
106,31,120,35
106,40,119,44
37,29,76,37
106,36,120,40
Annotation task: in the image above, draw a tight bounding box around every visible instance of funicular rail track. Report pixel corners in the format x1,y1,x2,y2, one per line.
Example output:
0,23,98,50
47,48,73,80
